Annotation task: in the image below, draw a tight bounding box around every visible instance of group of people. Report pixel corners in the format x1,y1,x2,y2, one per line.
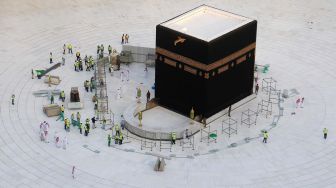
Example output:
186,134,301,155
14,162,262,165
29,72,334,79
54,131,68,149
49,43,73,64
170,129,192,144
85,55,95,71
135,88,151,104
107,122,124,146
263,126,330,144
84,78,95,92
63,43,73,54
97,44,115,58
121,34,129,44
39,120,67,149
50,90,65,104
62,111,97,137
74,53,95,72
295,97,305,108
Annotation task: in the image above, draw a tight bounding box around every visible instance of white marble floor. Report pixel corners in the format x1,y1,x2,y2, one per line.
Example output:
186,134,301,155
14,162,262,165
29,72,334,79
1,0,336,187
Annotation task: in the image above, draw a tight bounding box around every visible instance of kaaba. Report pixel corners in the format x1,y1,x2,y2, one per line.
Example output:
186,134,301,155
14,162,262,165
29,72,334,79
155,5,257,118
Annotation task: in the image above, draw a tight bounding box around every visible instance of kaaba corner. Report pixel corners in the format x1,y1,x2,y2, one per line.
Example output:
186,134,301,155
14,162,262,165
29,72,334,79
155,5,257,118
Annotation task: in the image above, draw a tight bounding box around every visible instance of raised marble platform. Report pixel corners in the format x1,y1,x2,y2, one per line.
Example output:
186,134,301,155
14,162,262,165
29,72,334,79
123,104,203,140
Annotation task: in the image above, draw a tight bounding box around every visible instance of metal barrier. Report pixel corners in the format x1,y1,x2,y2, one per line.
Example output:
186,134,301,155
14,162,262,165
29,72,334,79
94,56,113,125
241,109,257,128
159,140,172,152
222,118,238,137
141,139,156,151
181,136,195,151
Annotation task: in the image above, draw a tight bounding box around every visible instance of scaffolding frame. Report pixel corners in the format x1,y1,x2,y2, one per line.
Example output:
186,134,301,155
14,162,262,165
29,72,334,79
222,118,238,137
180,130,195,151
259,77,279,118
241,109,257,128
257,100,273,118
200,126,217,145
268,87,281,105
94,57,112,126
262,77,277,94
181,136,195,151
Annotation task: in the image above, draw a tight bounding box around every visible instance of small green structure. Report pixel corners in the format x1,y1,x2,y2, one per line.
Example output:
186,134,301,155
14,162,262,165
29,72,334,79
209,133,217,139
35,70,45,79
262,64,270,73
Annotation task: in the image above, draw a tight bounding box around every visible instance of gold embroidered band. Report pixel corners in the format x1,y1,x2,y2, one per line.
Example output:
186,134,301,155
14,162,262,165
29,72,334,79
156,42,255,72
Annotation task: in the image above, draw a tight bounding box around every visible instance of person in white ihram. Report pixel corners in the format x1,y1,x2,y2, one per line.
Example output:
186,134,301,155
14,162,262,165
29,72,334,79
62,135,68,150
40,128,45,142
54,131,61,148
42,121,50,142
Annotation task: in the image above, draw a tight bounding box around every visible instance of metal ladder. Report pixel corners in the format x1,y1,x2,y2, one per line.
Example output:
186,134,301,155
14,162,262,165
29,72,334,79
94,56,113,126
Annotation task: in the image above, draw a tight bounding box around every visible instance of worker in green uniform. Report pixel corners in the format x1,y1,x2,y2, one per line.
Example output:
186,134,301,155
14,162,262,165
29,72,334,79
171,132,176,145
48,75,51,87
138,111,142,127
66,119,70,132
100,44,104,54
50,95,54,104
84,123,88,136
115,123,120,136
61,105,64,113
114,134,119,144
60,90,65,102
11,94,15,105
85,118,90,136
67,44,73,54
108,134,112,147
136,88,141,103
71,113,75,126
102,118,106,130
97,45,100,55
59,111,64,121
64,118,68,130
76,112,81,123
119,133,123,145
108,45,112,55
323,128,328,139
79,123,83,134
263,131,269,143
